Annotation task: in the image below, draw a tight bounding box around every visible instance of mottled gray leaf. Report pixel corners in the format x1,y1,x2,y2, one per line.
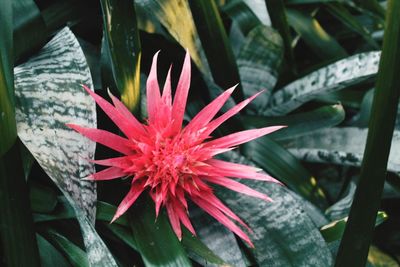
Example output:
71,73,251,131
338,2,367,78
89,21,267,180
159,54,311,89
243,0,271,26
190,207,247,267
325,182,356,221
265,51,381,116
217,151,333,267
284,127,400,174
14,27,117,266
237,25,283,114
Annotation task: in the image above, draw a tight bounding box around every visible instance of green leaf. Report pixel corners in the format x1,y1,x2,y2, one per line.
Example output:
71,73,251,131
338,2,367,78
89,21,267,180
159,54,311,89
12,0,47,61
265,0,296,72
0,0,17,156
335,2,400,265
189,0,244,103
325,3,379,49
129,198,192,267
284,127,400,174
30,180,58,213
106,223,137,251
189,207,247,266
237,25,283,113
316,90,366,109
321,211,387,243
96,201,129,227
242,136,327,207
182,229,231,266
243,104,345,141
286,8,347,60
221,0,261,36
15,27,117,266
37,234,71,267
367,246,400,267
34,196,76,222
286,0,338,4
0,1,40,266
135,0,207,73
45,230,90,267
100,0,141,114
266,51,380,116
353,88,375,126
222,1,284,113
218,151,332,266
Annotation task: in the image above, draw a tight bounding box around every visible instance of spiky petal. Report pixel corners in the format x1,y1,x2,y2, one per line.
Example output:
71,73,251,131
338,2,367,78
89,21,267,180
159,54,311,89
68,51,284,247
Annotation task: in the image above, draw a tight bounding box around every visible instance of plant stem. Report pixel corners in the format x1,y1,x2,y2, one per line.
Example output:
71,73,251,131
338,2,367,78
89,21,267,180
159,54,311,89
334,1,400,266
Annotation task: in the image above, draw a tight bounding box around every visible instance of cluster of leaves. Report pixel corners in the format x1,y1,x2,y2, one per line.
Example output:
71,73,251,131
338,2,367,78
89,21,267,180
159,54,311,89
1,0,400,266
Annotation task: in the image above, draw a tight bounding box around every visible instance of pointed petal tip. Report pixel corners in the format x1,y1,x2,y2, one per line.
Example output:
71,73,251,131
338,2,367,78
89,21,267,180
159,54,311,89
106,88,116,100
153,50,161,60
110,214,119,224
81,175,94,181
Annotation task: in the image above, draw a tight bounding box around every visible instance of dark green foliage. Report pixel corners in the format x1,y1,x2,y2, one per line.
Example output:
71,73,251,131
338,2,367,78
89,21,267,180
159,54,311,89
335,1,400,266
6,0,400,266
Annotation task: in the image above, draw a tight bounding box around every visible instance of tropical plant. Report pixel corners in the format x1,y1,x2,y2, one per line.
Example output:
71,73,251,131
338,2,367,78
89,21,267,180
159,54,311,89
1,0,399,266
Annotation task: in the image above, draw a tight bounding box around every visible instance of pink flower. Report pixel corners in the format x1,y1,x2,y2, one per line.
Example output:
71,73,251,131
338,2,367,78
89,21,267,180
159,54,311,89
67,51,284,247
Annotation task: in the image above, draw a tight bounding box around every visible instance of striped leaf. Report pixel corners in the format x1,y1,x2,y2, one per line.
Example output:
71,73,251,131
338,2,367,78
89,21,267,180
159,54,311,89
284,127,400,174
189,207,247,267
216,151,333,266
266,51,381,116
224,2,284,112
14,27,117,266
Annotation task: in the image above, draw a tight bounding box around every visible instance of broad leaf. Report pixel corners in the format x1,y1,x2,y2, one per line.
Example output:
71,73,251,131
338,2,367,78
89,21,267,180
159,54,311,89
12,0,47,61
189,207,247,267
243,136,327,207
45,230,90,267
224,2,284,112
321,211,387,243
37,234,70,267
100,0,141,113
284,127,400,174
218,151,333,266
15,27,117,266
181,228,232,267
243,104,345,141
135,0,207,73
237,25,283,113
266,51,380,116
0,0,17,156
189,0,244,103
129,199,192,267
286,8,347,60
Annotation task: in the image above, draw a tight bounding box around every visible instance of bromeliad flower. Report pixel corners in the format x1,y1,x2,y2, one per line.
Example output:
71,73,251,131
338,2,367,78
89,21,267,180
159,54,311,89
67,51,284,247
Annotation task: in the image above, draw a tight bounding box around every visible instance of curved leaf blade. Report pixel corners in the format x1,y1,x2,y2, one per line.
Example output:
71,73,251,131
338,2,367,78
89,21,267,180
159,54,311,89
0,0,16,156
15,27,117,266
266,51,380,116
218,151,333,266
243,104,345,141
286,8,347,60
242,136,327,207
100,0,141,114
285,127,400,174
129,199,192,267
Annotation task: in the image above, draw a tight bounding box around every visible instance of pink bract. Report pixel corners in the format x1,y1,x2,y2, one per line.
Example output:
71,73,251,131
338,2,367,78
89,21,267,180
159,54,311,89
67,51,284,247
